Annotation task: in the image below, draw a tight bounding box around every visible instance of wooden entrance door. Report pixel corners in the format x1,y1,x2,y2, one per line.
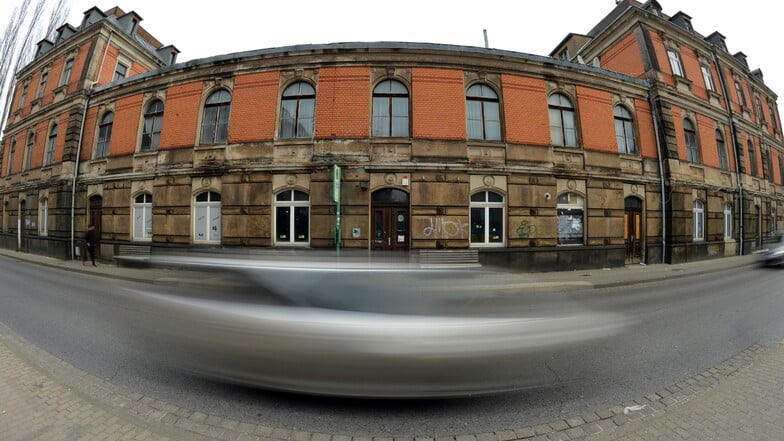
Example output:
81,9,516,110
624,197,643,263
371,189,410,251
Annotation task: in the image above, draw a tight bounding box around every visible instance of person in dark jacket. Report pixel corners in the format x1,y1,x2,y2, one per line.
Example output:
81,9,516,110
84,224,97,266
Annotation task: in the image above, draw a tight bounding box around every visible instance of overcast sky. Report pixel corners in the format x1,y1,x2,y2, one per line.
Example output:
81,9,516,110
4,1,783,111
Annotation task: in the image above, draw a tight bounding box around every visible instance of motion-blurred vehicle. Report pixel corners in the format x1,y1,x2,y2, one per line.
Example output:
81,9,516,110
757,232,784,267
124,255,632,398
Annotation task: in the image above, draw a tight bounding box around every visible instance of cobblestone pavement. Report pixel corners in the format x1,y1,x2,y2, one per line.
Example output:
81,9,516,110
1,250,783,440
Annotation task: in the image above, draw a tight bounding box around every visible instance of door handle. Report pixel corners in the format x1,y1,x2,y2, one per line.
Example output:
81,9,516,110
388,237,391,246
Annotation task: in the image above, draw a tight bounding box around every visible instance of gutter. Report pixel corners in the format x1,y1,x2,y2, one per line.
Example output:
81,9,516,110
712,50,744,255
647,84,667,264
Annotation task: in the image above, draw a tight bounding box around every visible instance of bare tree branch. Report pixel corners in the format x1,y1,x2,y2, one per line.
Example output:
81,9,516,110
0,0,71,138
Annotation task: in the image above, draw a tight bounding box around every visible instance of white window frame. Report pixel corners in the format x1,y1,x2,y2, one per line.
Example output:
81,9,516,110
667,49,684,77
44,123,57,166
693,200,705,241
469,191,505,247
724,203,732,240
273,189,311,246
39,198,48,236
133,193,153,241
557,193,585,245
193,191,221,243
614,105,636,154
701,65,715,92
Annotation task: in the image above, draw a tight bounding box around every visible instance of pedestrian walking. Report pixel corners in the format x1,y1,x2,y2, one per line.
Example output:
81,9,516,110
84,224,97,266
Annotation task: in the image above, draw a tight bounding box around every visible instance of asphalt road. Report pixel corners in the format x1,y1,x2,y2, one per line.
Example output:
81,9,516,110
1,256,783,436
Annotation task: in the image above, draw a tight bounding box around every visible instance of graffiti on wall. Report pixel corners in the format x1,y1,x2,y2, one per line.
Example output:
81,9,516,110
516,219,536,238
422,217,469,239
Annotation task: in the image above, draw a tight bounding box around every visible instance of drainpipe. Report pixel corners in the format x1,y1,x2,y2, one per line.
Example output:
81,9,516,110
70,31,112,260
69,96,90,259
648,84,667,264
712,50,744,255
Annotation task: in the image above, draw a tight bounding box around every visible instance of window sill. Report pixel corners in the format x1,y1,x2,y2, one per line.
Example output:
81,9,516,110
674,75,692,90
194,143,227,150
553,145,583,152
470,243,505,248
274,138,314,146
134,149,159,157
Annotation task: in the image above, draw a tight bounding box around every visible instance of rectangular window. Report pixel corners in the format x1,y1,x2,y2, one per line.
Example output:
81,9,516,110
61,59,74,86
39,200,48,236
19,84,28,109
372,98,390,137
276,206,290,241
748,142,758,176
470,207,485,243
735,81,747,107
113,62,128,81
294,207,309,242
694,210,704,240
701,65,715,92
7,141,15,175
667,50,684,77
23,135,33,171
488,207,503,243
557,208,584,245
724,206,732,239
38,72,48,98
467,100,484,140
133,205,152,240
209,209,221,242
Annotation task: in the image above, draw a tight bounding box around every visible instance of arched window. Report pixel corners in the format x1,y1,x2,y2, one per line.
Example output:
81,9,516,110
716,129,729,170
693,200,705,240
23,132,34,171
614,105,636,154
200,90,231,144
39,198,48,236
372,80,409,137
684,119,700,163
96,112,113,158
141,100,164,151
747,139,758,176
466,84,501,141
724,203,733,239
470,190,504,246
133,193,153,241
549,93,577,147
274,189,310,245
44,123,57,166
194,191,221,242
557,193,585,245
280,82,315,139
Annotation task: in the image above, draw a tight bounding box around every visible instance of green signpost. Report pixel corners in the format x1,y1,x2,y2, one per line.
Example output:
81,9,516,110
333,164,341,254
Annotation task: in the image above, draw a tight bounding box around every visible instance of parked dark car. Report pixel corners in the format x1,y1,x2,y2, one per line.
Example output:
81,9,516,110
757,232,784,267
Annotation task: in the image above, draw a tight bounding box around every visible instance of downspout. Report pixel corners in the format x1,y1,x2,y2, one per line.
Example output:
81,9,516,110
712,50,744,255
70,31,112,260
69,95,90,259
648,83,667,264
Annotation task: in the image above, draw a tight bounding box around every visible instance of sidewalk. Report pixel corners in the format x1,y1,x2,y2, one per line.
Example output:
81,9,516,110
1,248,782,441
